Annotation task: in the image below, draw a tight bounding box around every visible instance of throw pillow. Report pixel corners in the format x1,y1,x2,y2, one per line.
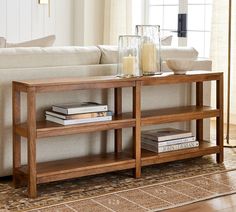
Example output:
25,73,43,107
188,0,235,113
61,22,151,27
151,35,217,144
161,35,173,46
6,35,56,48
98,45,118,64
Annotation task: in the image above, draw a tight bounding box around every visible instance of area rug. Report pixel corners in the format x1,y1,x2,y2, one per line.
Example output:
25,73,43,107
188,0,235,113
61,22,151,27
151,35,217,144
1,148,236,211
27,169,236,212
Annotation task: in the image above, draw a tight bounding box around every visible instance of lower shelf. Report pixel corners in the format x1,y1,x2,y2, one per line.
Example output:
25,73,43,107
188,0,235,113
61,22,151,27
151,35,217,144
17,152,135,184
141,141,220,167
16,142,220,185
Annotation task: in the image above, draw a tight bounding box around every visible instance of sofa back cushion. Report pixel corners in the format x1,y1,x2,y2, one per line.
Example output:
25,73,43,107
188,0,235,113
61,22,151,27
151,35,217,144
98,45,199,64
161,46,199,60
6,35,56,48
0,46,101,69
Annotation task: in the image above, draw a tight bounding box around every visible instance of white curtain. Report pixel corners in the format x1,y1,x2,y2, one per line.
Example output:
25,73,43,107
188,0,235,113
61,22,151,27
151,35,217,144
230,1,236,124
210,0,236,124
103,0,133,45
210,0,229,121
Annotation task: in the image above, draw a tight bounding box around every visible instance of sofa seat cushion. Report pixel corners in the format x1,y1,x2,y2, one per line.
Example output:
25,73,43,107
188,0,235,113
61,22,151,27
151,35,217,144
98,45,199,64
0,46,101,69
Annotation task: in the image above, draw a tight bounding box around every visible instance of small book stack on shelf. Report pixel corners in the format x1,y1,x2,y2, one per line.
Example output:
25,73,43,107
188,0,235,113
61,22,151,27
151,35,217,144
141,128,199,153
45,102,112,125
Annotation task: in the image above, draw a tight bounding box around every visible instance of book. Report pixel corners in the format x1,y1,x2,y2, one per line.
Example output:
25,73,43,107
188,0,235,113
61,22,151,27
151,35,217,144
52,102,108,115
142,136,196,147
141,128,193,142
46,110,113,120
141,141,199,153
46,114,112,125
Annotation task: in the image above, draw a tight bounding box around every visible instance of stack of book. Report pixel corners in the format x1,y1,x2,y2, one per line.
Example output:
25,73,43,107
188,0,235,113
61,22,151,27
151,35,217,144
45,102,112,125
141,128,199,153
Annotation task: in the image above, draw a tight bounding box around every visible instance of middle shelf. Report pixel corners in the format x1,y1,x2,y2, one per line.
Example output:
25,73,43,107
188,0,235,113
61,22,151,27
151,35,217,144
15,105,219,139
141,106,220,126
15,114,136,138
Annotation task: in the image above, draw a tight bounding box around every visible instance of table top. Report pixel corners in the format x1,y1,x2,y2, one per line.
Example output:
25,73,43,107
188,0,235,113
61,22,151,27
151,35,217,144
13,70,223,92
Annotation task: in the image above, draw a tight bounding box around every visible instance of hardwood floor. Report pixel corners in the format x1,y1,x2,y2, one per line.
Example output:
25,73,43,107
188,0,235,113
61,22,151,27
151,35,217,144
166,122,236,212
165,193,236,212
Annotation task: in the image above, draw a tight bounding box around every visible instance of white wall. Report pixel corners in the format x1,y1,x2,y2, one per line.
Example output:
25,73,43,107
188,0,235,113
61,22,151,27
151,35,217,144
74,0,105,46
0,0,74,46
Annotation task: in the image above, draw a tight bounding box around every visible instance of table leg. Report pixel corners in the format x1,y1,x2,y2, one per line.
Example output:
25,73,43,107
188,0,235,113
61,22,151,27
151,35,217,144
196,82,204,141
12,84,22,188
27,88,37,198
114,88,122,153
216,75,224,163
133,81,141,178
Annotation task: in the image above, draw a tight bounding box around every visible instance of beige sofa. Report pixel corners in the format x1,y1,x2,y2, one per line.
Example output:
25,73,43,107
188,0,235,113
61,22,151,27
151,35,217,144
0,46,212,176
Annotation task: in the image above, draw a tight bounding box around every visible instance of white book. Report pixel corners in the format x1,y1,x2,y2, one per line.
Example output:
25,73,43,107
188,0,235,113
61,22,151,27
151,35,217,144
46,110,113,120
52,102,108,115
142,136,196,147
142,141,199,153
142,128,193,142
46,114,112,125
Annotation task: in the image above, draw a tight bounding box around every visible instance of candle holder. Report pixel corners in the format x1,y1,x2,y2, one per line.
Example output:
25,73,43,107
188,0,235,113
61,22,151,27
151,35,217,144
136,25,161,75
117,35,141,78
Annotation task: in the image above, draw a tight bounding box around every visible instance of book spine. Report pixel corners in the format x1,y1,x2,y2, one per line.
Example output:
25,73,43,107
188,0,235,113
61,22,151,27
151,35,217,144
67,116,112,124
68,111,112,119
143,136,196,147
142,141,199,153
46,115,112,125
52,107,69,115
52,105,108,115
153,136,196,147
46,115,64,125
160,136,196,146
45,111,66,119
142,133,193,142
46,111,113,120
141,142,158,153
159,141,199,153
68,105,108,114
158,133,193,142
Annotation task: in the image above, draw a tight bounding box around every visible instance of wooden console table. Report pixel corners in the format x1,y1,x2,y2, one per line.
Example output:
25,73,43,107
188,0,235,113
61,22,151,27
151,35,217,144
12,71,223,198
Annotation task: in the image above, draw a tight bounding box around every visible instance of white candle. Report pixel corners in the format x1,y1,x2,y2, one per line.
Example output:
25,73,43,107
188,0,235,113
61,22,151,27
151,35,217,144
122,54,135,76
141,42,157,73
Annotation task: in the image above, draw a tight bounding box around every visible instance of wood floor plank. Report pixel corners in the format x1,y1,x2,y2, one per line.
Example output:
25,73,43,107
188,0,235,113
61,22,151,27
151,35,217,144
164,194,236,212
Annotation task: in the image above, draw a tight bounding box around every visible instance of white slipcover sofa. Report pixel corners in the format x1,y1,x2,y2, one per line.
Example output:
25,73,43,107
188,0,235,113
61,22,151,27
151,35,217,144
0,46,212,176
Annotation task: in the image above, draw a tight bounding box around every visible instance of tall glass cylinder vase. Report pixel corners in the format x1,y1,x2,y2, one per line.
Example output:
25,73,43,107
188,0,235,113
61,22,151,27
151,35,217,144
117,35,141,78
136,25,161,75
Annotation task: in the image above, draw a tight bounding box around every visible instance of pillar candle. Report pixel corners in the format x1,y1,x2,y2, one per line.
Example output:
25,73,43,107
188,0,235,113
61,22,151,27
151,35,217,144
141,42,157,73
122,54,135,76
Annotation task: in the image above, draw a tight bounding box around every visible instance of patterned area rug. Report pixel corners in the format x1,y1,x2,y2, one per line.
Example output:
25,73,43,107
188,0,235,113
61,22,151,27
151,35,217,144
28,169,236,212
1,148,236,212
